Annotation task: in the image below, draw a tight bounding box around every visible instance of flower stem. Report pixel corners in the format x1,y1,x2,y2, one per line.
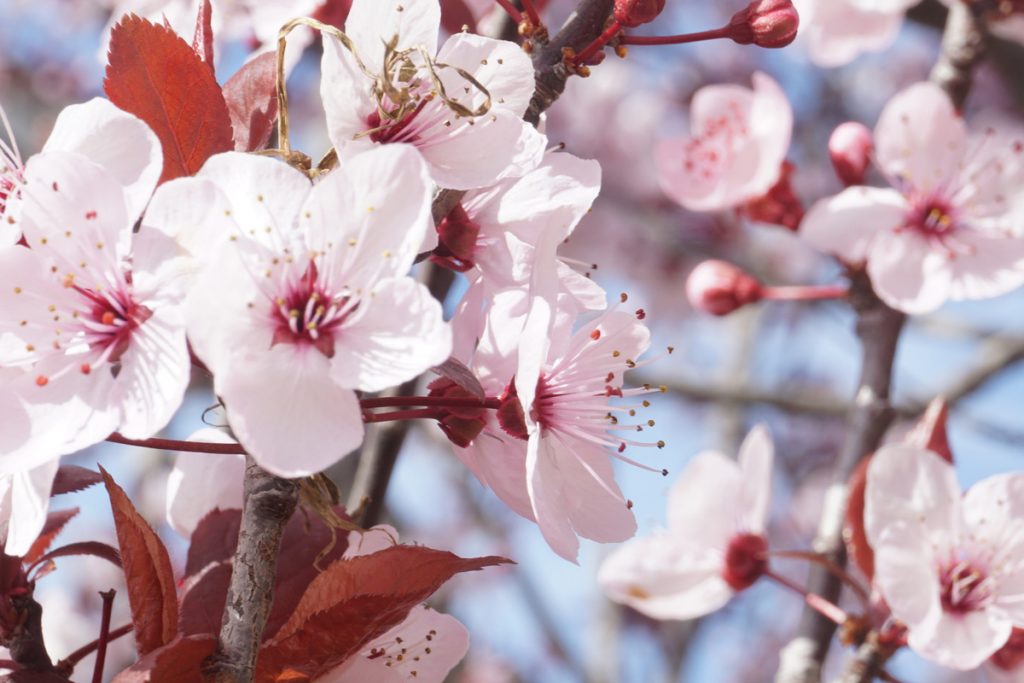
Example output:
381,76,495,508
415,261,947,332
769,549,870,606
619,27,730,46
760,285,850,302
58,624,132,671
494,0,523,23
572,21,622,64
362,408,446,424
91,590,115,683
765,570,849,626
360,395,501,410
106,433,246,454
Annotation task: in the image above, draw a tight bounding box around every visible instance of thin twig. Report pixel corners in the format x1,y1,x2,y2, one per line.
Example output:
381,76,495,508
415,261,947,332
57,624,133,672
91,590,115,683
202,457,299,683
4,593,55,673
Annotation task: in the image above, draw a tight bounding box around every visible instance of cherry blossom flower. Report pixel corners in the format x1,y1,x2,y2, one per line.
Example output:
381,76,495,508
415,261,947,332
440,152,605,357
454,288,667,562
0,147,189,475
166,428,243,536
865,444,1024,670
655,72,792,213
802,82,1024,314
792,0,916,68
320,0,545,190
149,146,450,478
1,98,161,246
598,426,773,619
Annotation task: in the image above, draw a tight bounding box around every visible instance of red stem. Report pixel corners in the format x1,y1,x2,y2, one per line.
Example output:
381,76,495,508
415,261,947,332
760,285,850,302
572,20,622,64
619,26,731,45
106,433,247,454
520,0,542,25
91,591,115,683
59,624,132,670
765,570,849,626
769,549,870,606
494,0,523,22
362,407,445,424
361,395,501,410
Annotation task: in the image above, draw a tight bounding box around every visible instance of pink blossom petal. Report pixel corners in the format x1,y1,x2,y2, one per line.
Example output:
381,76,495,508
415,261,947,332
141,176,235,269
872,521,943,641
963,474,1024,545
455,430,534,522
320,35,377,159
42,98,161,222
738,424,774,534
875,82,967,192
304,144,432,290
794,0,906,68
328,277,451,393
525,432,581,562
800,186,906,264
218,346,364,478
866,229,955,314
322,605,469,683
346,0,440,70
166,428,244,537
944,229,1024,302
435,32,536,117
667,451,743,546
865,444,960,552
1,458,58,557
598,533,731,620
910,604,1013,671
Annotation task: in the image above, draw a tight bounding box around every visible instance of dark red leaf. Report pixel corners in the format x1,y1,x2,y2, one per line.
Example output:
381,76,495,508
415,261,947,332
185,508,241,578
430,357,486,400
254,547,510,681
905,397,953,463
51,465,103,496
101,467,178,655
111,633,215,683
183,507,352,638
192,0,215,71
104,14,234,184
179,561,232,636
222,52,278,152
21,508,78,565
33,541,122,569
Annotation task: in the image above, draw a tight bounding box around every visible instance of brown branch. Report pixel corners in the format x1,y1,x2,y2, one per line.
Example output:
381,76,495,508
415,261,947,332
832,635,899,683
202,457,299,683
4,593,55,674
776,274,905,683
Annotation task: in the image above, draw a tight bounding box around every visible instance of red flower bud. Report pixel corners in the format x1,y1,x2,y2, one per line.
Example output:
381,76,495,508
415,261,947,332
828,121,874,187
614,0,666,28
686,260,763,316
728,0,799,48
427,377,488,448
721,532,769,591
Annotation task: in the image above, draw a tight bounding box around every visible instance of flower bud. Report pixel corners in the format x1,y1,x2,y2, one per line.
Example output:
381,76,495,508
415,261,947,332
828,121,874,187
721,532,769,591
427,377,488,448
686,260,763,316
728,0,799,48
614,0,666,28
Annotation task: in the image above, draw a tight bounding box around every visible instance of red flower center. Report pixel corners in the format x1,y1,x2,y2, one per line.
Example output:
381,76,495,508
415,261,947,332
939,559,995,614
721,532,769,591
270,261,356,359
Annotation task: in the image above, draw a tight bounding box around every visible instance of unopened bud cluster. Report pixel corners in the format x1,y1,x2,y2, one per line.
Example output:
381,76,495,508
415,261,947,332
728,0,800,48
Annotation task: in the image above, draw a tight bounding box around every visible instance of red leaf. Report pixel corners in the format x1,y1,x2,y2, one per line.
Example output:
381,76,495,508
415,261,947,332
440,0,477,34
182,507,352,637
104,14,234,184
222,52,279,152
905,397,953,463
22,508,78,565
185,508,241,578
430,357,486,400
33,541,122,569
192,0,215,71
51,465,103,496
179,561,233,636
101,467,178,655
311,0,352,29
111,633,215,683
255,547,510,681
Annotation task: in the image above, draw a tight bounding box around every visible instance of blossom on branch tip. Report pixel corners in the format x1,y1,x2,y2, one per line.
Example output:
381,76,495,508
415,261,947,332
728,0,800,49
655,72,793,214
148,147,450,478
865,445,1024,670
599,426,774,619
801,82,1024,314
828,121,874,187
320,0,545,190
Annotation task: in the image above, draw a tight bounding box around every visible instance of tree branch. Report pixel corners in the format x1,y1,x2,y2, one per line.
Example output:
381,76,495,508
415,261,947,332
775,274,905,683
4,594,55,674
202,457,299,683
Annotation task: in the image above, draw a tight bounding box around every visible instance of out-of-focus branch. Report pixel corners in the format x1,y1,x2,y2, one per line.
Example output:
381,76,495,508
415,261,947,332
4,594,55,674
203,457,299,683
775,274,905,683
